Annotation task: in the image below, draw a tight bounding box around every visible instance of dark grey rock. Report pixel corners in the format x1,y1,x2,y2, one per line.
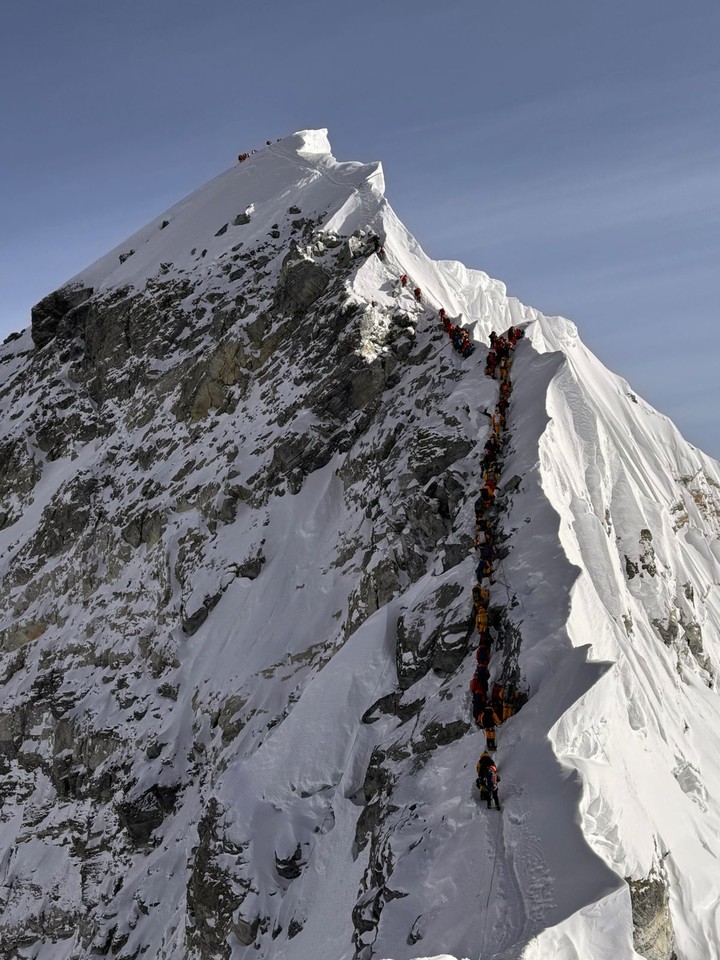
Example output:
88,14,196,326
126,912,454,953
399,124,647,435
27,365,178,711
628,869,676,960
117,784,180,846
275,843,305,880
186,798,250,958
30,285,94,349
275,250,331,314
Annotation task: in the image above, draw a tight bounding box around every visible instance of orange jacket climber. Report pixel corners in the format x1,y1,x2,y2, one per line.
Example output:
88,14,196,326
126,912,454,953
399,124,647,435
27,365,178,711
491,683,505,716
413,287,422,302
480,705,501,750
480,706,501,730
472,584,490,608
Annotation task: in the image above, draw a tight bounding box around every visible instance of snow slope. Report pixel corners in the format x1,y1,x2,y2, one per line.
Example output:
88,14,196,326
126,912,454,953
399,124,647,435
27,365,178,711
0,130,719,960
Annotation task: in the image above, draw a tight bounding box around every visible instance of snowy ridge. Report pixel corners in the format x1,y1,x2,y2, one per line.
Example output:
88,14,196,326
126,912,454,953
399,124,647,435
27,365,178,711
0,130,719,960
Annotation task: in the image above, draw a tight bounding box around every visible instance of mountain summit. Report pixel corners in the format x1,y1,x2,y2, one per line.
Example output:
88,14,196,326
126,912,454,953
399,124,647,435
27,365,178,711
1,130,719,960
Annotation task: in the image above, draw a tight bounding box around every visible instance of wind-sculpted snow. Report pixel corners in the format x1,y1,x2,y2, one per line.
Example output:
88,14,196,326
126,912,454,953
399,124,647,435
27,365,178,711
0,130,719,960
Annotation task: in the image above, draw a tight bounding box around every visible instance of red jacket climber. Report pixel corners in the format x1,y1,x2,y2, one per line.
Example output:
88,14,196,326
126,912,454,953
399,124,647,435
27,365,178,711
413,287,422,302
400,274,408,286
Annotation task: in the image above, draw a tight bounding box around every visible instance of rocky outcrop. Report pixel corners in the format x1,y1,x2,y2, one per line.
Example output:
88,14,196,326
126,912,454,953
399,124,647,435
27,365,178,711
274,248,331,314
186,799,253,958
628,868,677,960
30,284,94,349
395,582,467,688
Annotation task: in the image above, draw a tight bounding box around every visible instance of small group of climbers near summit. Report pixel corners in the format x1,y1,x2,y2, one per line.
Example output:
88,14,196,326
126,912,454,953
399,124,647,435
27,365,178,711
237,138,283,162
471,325,527,810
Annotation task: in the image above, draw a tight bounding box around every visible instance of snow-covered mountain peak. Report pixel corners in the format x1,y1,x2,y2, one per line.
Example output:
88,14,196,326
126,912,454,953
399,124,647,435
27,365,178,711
60,129,385,309
1,132,720,960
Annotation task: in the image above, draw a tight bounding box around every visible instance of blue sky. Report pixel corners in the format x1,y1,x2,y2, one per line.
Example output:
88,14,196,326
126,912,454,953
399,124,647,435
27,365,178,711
1,0,719,454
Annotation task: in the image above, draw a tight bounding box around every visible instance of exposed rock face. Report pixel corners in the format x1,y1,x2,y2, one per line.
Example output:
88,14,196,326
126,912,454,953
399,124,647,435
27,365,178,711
395,581,468,687
628,869,677,960
274,247,331,313
30,284,94,348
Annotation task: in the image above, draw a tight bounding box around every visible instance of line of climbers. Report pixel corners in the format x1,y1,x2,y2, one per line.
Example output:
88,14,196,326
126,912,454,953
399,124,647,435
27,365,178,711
439,308,475,358
369,236,425,305
470,326,527,810
357,226,529,810
237,139,283,162
367,233,477,357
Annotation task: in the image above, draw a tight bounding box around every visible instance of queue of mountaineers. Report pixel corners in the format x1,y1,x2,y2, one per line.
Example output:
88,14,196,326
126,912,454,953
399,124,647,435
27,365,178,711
231,149,531,817
353,225,529,813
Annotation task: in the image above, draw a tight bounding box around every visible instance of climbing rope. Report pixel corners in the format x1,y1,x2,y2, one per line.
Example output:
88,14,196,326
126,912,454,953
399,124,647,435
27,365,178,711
479,813,503,956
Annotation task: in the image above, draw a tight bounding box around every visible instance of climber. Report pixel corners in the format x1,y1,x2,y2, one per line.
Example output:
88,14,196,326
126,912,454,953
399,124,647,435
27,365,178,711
475,606,489,633
485,351,497,378
491,410,505,439
400,274,408,287
439,308,446,319
377,245,386,260
475,643,491,666
479,542,495,567
502,685,516,721
475,510,493,534
238,153,250,163
475,522,494,546
371,235,382,253
480,482,496,510
480,704,501,750
475,560,491,586
472,689,487,720
491,682,505,717
472,663,490,691
472,583,490,608
476,752,501,810
483,474,498,495
413,287,422,302
484,435,502,459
